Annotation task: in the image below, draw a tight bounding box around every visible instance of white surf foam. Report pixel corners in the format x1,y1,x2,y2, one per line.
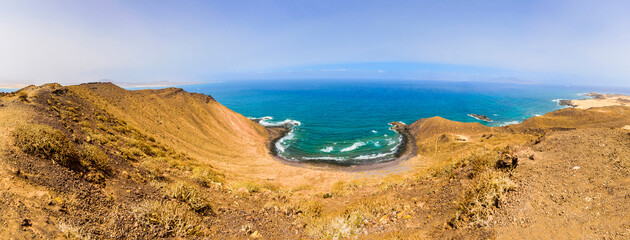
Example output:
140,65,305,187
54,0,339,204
259,118,301,127
353,135,403,161
499,120,521,127
303,156,346,161
274,129,296,153
320,146,334,153
354,152,391,160
371,130,377,133
340,141,366,152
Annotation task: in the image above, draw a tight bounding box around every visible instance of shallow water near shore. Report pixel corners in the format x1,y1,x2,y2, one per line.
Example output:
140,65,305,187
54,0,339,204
180,80,613,164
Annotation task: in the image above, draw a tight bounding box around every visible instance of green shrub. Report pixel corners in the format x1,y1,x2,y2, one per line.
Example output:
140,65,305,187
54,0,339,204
12,124,78,166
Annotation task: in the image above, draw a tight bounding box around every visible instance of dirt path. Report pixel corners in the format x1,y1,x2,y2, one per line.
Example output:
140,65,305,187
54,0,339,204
494,128,630,239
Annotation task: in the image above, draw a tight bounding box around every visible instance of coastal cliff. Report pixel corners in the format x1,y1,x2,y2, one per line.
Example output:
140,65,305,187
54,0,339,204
1,84,629,239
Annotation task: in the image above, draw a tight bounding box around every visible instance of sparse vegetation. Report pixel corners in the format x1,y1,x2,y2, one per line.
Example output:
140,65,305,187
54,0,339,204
78,143,111,173
17,91,28,102
451,170,516,228
449,149,518,228
132,200,202,237
12,124,78,166
191,166,223,185
169,181,212,214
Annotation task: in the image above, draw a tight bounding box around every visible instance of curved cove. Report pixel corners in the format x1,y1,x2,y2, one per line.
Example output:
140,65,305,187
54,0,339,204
253,116,403,164
180,79,605,165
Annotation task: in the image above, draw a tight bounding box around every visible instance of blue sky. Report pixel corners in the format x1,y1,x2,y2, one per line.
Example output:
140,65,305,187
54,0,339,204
1,0,629,87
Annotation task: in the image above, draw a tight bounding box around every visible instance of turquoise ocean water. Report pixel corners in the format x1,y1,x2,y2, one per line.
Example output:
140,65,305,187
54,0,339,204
0,88,17,93
178,80,630,165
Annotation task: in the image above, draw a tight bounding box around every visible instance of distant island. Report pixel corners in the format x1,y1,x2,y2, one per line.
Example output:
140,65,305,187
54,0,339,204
468,113,493,122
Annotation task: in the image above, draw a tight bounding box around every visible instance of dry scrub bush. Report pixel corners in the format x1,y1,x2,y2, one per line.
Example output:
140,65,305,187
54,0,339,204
79,143,111,173
12,124,78,166
450,148,518,228
170,182,212,214
132,200,202,237
451,170,516,227
305,197,403,239
307,211,367,240
17,91,28,102
330,180,361,197
58,222,90,240
191,167,223,185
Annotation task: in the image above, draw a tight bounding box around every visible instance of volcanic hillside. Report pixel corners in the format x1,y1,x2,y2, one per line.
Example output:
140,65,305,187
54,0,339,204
1,83,629,239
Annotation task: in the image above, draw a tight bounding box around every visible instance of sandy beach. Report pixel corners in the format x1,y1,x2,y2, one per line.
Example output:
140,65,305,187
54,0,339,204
562,92,630,109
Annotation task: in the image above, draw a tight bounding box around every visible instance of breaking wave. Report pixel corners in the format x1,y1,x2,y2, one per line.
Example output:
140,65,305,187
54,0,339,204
340,141,366,152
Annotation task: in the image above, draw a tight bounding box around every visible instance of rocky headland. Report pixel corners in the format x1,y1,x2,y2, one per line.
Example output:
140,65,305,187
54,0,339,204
559,92,630,109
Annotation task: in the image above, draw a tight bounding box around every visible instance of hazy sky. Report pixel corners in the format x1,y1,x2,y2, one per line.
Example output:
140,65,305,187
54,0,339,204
1,0,629,87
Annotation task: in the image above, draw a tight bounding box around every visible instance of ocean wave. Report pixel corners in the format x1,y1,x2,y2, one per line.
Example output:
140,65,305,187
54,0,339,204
303,156,346,161
320,146,334,153
371,130,377,133
263,117,301,153
354,152,392,160
340,141,366,152
353,135,403,161
250,116,301,127
499,120,521,127
374,141,381,147
274,129,296,153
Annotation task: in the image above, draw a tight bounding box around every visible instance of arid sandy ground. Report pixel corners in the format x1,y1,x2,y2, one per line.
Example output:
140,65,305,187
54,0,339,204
1,84,629,239
564,92,630,109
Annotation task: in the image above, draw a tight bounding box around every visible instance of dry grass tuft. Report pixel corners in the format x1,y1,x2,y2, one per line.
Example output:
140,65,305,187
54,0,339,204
304,196,405,239
78,143,111,173
17,91,28,102
307,211,367,240
190,167,223,186
451,170,516,228
12,124,78,166
449,148,518,228
169,182,212,214
132,200,202,237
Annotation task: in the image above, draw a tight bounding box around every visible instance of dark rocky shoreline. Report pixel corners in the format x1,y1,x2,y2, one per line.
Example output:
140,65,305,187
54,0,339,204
260,121,416,168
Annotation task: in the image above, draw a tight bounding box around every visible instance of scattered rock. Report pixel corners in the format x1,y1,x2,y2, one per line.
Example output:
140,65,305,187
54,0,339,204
21,218,32,227
497,153,518,169
573,166,580,170
529,155,535,160
558,100,577,107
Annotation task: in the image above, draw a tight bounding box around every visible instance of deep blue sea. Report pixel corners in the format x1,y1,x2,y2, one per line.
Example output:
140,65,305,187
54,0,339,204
178,79,625,164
